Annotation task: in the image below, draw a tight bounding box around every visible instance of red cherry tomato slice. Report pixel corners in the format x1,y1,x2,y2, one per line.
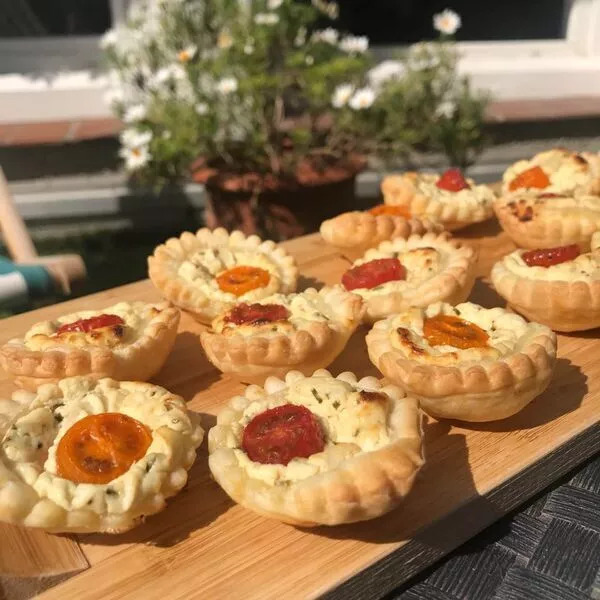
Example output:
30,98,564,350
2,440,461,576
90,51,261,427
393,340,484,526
342,257,406,291
521,244,580,268
225,303,290,325
56,314,125,335
436,168,470,192
242,404,325,465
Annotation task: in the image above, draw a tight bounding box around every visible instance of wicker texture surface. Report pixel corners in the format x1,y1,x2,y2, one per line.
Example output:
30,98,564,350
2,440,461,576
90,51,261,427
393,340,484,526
391,454,600,600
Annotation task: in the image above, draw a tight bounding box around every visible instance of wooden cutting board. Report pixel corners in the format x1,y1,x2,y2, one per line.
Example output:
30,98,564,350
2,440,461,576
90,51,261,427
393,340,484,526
1,223,599,600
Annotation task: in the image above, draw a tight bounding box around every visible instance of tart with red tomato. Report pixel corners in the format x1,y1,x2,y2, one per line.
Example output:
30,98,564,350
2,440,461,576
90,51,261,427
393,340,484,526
493,191,600,252
148,228,298,324
380,168,496,231
319,204,441,260
491,235,600,331
340,232,477,323
0,301,179,391
0,377,203,533
366,302,556,422
200,287,364,383
502,148,600,197
208,369,423,526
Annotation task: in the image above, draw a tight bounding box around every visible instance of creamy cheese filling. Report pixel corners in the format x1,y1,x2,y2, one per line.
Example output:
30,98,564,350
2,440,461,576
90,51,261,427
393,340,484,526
1,379,194,514
177,247,281,300
226,376,391,486
23,302,159,353
415,174,495,209
503,250,600,282
390,303,529,362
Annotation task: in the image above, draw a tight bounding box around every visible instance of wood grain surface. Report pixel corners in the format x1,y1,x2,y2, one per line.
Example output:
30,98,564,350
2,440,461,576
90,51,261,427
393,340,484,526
1,222,599,600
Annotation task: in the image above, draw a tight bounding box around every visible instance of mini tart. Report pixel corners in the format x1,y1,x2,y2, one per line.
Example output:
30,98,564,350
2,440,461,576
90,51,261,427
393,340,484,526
494,192,600,251
208,369,423,526
0,377,203,533
200,287,364,384
0,301,179,391
148,227,298,324
319,208,442,260
342,232,477,324
491,236,600,331
366,302,557,422
380,172,496,231
502,148,600,196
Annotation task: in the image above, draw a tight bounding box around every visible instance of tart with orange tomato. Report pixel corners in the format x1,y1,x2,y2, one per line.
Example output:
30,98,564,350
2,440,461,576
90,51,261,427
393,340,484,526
366,302,556,422
340,232,477,323
208,369,423,526
0,301,179,391
200,287,364,383
502,148,600,197
0,377,203,533
148,228,298,324
381,168,496,231
491,235,600,332
320,204,441,260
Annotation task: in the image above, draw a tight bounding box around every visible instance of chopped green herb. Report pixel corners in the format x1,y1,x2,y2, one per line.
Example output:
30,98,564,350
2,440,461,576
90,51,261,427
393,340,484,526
106,488,118,496
311,388,323,404
332,400,341,409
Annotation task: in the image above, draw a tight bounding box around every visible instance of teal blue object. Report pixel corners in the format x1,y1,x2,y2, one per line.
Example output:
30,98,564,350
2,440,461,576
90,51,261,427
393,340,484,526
0,257,53,296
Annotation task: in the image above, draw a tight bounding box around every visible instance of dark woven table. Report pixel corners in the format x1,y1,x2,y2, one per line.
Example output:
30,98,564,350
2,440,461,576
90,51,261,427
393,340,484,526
389,453,600,600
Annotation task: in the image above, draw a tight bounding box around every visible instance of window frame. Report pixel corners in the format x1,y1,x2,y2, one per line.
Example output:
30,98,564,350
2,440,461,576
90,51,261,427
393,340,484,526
0,0,599,124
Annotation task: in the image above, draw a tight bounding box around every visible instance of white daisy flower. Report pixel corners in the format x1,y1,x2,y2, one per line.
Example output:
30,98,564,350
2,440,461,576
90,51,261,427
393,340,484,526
149,64,187,90
244,43,254,55
368,60,405,88
348,87,376,110
120,128,152,148
433,9,462,35
195,102,209,115
312,28,339,45
177,45,197,63
435,100,456,119
339,35,369,54
120,145,151,171
100,28,118,49
305,55,314,65
216,77,238,95
123,103,148,123
408,44,440,71
255,12,279,25
331,84,354,108
267,0,283,8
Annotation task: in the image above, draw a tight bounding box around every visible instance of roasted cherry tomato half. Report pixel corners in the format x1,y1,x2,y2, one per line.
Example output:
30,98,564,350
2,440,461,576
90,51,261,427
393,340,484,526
56,314,124,335
216,266,271,297
436,168,470,192
521,244,580,268
342,257,406,291
423,314,489,350
508,166,550,192
225,303,290,325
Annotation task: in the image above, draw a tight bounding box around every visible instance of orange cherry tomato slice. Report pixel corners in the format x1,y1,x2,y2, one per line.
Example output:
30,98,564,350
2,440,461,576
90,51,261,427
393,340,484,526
216,266,271,297
242,404,324,465
521,244,580,268
423,314,489,350
56,314,124,335
56,413,152,484
368,204,412,218
342,258,406,291
509,166,550,192
436,168,470,192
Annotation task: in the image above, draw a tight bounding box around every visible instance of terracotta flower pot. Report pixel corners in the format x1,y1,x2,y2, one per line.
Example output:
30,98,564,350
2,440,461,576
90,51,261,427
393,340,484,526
192,157,365,241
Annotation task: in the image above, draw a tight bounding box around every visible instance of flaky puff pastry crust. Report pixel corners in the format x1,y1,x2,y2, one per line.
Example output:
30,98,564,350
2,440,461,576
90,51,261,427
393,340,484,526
494,192,600,251
0,302,179,391
345,232,477,324
491,233,600,332
381,172,496,231
200,287,364,384
148,227,298,324
208,369,423,526
366,302,557,422
320,210,442,260
0,377,203,533
502,148,600,196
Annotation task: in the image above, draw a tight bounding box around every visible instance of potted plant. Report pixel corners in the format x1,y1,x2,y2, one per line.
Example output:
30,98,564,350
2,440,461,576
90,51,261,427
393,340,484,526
102,2,488,239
